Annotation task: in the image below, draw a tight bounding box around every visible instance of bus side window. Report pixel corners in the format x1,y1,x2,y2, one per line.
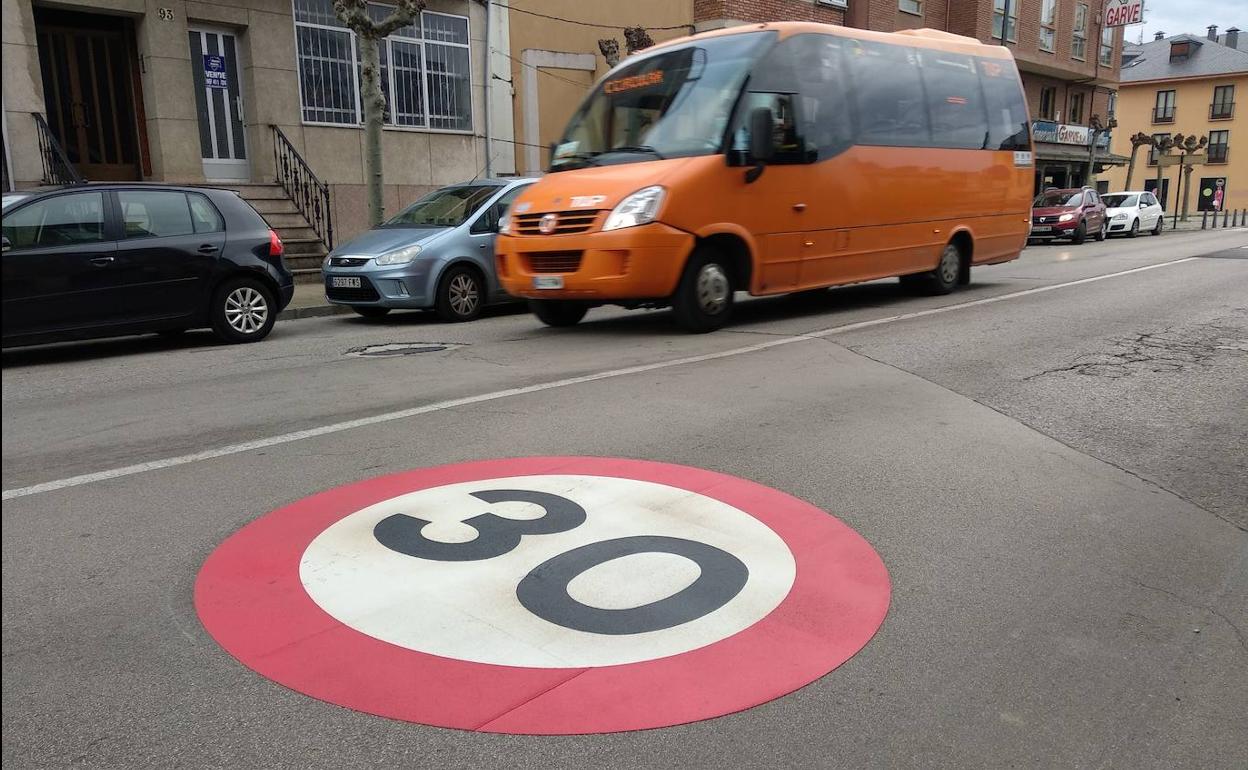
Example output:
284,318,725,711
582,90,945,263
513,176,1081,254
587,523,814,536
978,59,1030,151
792,34,854,160
919,52,989,150
846,40,931,148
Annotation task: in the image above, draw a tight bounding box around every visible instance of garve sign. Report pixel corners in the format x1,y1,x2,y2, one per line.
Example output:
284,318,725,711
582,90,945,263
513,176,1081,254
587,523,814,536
1103,0,1145,27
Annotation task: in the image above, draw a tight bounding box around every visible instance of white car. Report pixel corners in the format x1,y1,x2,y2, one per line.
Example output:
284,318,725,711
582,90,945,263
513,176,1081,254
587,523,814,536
1103,191,1165,237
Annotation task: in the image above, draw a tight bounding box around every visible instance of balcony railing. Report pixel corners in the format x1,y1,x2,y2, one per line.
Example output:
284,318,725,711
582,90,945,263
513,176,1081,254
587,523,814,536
32,112,85,185
1151,108,1176,124
1210,102,1235,120
271,125,333,250
1207,146,1229,164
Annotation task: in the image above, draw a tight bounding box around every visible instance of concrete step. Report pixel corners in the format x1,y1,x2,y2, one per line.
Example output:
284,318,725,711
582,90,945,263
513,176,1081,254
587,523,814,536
292,267,325,285
248,197,300,215
273,225,319,241
282,237,327,256
264,212,314,229
285,252,327,271
233,184,290,200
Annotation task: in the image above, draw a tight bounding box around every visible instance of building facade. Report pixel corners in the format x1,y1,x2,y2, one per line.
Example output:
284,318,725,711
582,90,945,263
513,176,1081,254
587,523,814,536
1104,28,1248,215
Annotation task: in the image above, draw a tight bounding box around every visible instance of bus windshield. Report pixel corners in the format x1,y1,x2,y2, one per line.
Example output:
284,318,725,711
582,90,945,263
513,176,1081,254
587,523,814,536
551,32,775,171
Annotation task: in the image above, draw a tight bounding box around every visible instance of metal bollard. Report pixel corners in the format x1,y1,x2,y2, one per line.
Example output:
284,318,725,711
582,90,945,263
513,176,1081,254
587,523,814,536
1235,209,1241,227
1202,210,1208,229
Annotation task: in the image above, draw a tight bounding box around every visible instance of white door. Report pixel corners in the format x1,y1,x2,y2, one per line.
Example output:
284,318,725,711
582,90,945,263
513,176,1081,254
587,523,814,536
189,27,249,182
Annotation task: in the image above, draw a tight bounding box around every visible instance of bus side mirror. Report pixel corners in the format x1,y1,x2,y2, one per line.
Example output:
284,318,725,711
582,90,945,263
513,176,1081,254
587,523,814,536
746,108,775,183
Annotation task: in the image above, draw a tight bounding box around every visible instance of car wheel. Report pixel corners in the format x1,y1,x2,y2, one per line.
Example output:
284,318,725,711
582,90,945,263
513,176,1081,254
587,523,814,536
352,306,391,319
1094,219,1107,242
211,277,276,344
529,299,589,327
1152,216,1164,235
1072,221,1088,244
435,265,484,322
1128,218,1139,238
671,246,734,333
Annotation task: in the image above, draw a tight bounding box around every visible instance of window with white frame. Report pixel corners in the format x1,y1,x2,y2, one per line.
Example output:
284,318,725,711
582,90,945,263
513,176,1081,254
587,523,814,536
1072,4,1088,60
1039,0,1057,52
1099,26,1115,66
293,0,472,131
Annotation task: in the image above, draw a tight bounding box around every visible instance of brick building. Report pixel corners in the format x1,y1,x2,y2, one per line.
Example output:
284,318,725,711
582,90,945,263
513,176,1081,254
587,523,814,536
695,0,1129,191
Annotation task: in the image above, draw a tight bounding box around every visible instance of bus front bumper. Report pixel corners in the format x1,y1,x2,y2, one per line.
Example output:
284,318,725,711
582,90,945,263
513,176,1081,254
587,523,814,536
497,223,694,301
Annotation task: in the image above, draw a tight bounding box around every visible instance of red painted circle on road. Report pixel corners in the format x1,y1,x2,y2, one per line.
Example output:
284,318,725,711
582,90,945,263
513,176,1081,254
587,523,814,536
194,457,890,734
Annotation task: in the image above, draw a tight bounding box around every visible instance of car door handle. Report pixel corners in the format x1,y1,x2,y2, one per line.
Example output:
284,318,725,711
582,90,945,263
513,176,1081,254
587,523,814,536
197,244,220,254
89,256,115,266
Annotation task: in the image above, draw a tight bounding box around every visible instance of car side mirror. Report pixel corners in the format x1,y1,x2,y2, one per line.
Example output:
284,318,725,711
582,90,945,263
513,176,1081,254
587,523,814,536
1,236,10,253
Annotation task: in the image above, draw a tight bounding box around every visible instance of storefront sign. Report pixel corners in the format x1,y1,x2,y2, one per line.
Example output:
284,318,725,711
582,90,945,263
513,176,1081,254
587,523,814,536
203,55,227,89
1031,121,1091,146
1103,0,1145,27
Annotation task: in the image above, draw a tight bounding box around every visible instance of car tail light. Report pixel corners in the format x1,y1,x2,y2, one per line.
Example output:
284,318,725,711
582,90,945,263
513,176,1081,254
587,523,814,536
268,229,284,258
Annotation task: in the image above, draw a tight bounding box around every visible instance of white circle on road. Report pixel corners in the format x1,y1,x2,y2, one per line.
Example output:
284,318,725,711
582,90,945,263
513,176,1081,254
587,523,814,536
299,475,797,668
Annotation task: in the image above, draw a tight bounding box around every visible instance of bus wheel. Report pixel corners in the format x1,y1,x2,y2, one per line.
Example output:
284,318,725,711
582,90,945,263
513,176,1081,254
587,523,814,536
529,299,588,327
913,242,962,296
672,247,734,333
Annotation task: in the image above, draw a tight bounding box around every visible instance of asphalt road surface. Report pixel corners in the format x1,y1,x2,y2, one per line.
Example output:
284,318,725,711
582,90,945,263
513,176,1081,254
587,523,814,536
4,228,1246,768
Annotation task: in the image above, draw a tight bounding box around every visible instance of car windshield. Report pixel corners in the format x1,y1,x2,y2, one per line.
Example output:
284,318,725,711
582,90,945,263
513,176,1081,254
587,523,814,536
551,32,775,171
1102,194,1138,208
1034,191,1084,207
384,185,501,228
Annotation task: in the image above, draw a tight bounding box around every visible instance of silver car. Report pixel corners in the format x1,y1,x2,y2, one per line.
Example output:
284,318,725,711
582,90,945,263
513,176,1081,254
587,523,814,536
323,178,535,321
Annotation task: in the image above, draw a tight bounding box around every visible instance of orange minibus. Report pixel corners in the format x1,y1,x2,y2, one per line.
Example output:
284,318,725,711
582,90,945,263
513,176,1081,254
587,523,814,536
496,22,1033,332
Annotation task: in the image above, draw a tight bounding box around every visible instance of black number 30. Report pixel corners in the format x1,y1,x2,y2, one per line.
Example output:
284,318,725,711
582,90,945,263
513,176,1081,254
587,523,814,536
373,489,748,635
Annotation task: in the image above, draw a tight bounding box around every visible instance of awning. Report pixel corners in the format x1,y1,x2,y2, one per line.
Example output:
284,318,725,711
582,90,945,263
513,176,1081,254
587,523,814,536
1034,142,1129,166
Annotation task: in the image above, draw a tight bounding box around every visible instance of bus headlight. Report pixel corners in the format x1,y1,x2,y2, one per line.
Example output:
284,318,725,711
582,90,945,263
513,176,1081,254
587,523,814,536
602,186,666,231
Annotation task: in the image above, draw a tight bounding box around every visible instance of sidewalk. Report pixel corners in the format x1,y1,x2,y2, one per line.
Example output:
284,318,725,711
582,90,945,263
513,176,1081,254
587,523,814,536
278,282,351,321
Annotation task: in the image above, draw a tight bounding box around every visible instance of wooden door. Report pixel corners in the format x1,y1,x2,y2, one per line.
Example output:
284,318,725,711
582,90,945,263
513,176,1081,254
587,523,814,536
37,19,141,181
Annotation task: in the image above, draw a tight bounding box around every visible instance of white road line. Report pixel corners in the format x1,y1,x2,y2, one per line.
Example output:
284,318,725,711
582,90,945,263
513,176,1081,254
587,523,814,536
1,256,1200,501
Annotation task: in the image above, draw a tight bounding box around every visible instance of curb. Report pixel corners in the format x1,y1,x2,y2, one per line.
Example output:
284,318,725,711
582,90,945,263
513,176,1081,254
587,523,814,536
278,303,353,322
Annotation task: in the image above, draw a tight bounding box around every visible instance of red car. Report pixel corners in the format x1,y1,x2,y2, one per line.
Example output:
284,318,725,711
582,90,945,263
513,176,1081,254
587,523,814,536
1030,187,1108,244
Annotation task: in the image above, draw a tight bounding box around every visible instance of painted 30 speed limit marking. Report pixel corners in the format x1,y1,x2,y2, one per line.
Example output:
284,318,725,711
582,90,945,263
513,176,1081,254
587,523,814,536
195,457,891,734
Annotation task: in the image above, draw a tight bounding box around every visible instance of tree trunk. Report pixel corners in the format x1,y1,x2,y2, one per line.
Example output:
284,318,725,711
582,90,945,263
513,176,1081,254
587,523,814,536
1124,145,1139,190
360,36,386,227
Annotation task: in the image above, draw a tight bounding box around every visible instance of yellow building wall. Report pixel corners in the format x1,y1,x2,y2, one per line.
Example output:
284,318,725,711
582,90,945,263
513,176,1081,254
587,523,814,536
1106,74,1248,214
506,0,695,174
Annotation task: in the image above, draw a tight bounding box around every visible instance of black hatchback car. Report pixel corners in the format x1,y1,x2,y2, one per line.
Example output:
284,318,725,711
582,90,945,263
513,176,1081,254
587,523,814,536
2,184,294,347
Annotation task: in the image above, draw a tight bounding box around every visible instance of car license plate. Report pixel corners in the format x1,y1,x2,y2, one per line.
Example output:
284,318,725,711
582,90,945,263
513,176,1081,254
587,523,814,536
532,276,564,290
1031,226,1051,233
331,276,362,288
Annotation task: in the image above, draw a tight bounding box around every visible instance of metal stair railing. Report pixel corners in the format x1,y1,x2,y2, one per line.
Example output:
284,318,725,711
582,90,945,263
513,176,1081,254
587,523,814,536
271,125,333,250
33,113,86,185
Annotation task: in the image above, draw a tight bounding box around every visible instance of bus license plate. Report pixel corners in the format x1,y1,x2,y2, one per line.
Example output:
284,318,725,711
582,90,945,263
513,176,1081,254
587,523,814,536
533,276,564,290
331,277,362,288
1031,226,1051,233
